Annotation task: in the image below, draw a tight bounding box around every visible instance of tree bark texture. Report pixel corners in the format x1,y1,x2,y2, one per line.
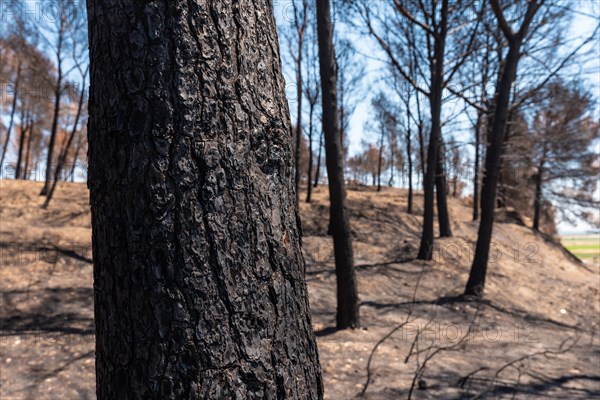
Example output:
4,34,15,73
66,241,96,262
87,1,323,398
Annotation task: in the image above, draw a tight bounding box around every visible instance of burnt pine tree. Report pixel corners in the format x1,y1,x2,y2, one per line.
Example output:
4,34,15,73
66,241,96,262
87,1,323,398
357,0,482,259
465,0,542,298
435,136,452,237
416,0,449,259
316,0,360,329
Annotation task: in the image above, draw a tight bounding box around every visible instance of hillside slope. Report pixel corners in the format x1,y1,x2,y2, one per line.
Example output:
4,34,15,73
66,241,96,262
1,181,598,399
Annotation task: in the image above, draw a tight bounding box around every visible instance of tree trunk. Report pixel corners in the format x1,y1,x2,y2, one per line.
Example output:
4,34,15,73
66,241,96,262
40,62,63,195
532,162,544,232
417,124,425,187
436,137,452,237
388,140,394,187
377,126,384,192
295,58,304,199
406,123,413,214
416,104,426,183
465,43,524,298
69,133,83,182
23,120,34,181
0,61,21,170
314,130,323,187
473,111,482,221
87,1,323,398
15,109,28,180
306,104,314,203
465,0,541,298
316,0,360,329
44,81,86,208
417,0,448,260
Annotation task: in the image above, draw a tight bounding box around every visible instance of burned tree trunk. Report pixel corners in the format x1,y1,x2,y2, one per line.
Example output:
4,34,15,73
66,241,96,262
40,59,63,195
15,108,28,180
44,81,86,208
87,1,323,398
465,0,541,298
306,102,315,203
316,0,360,329
314,131,323,187
23,120,34,180
473,111,482,221
435,137,452,237
377,125,384,192
406,123,413,214
532,153,546,232
417,0,448,260
0,60,21,170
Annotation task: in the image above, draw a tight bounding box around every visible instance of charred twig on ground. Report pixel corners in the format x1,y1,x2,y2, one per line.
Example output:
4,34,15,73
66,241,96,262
358,263,429,397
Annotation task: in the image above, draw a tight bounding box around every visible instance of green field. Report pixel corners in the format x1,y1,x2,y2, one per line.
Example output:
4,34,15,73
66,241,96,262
561,234,600,262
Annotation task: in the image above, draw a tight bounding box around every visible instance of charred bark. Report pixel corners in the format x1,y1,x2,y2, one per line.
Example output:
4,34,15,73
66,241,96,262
87,1,323,398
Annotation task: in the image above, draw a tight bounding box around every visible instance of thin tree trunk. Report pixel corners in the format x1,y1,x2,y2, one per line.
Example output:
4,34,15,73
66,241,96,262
465,46,520,296
532,170,543,232
417,0,448,260
295,80,304,198
23,120,34,181
377,126,384,192
412,42,426,184
294,3,307,199
306,104,314,203
40,62,63,195
436,137,452,237
15,108,28,180
316,0,359,329
314,130,323,187
406,123,413,214
87,1,323,398
473,111,482,221
69,133,83,182
465,0,538,297
532,151,546,232
43,81,86,208
417,125,425,186
496,85,518,209
388,139,394,187
1,61,21,170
